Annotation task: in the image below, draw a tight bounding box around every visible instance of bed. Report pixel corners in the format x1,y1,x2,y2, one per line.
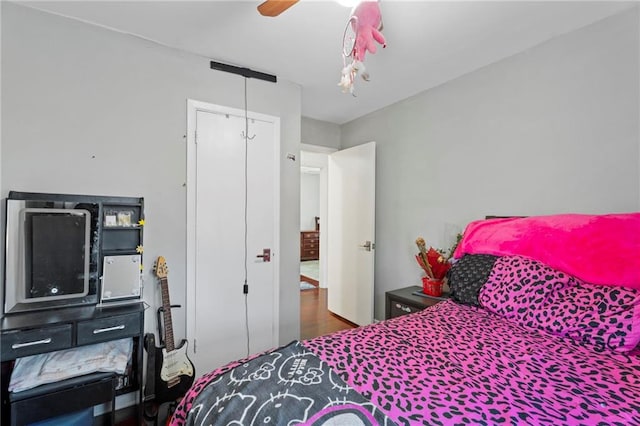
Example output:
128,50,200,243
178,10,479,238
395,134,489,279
171,213,640,425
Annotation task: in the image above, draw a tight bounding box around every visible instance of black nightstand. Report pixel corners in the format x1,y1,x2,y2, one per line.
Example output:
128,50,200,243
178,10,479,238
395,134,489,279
385,286,451,319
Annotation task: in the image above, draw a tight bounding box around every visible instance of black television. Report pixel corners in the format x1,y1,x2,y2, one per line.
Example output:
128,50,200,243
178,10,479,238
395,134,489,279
4,195,100,314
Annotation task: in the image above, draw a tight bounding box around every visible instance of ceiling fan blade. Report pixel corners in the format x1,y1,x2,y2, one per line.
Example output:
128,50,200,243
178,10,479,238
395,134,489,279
257,0,300,17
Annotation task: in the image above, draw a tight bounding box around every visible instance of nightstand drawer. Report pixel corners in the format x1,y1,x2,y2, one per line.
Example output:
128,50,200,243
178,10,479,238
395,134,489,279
390,302,421,318
77,313,141,345
1,325,72,361
385,286,451,320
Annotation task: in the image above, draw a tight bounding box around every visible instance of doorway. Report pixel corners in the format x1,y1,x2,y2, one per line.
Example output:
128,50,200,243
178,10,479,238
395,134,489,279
186,100,280,376
300,146,334,290
300,166,320,289
299,142,377,338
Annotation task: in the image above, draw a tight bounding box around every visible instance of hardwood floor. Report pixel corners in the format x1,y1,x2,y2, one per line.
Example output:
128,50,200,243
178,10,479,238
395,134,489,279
300,286,357,340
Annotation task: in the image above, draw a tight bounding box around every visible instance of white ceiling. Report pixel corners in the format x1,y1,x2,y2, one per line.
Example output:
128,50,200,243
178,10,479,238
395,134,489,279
22,0,634,124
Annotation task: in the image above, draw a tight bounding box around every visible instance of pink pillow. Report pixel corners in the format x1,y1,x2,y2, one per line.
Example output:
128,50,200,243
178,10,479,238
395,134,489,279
479,255,640,353
454,213,640,290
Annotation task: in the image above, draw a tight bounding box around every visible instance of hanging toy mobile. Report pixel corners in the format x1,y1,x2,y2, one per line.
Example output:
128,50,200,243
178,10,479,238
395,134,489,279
338,0,387,95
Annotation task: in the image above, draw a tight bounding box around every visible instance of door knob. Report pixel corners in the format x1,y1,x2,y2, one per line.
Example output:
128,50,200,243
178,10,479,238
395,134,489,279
256,248,271,262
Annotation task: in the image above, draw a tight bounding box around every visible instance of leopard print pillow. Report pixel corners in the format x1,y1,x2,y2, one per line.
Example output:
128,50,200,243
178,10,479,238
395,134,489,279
479,255,640,353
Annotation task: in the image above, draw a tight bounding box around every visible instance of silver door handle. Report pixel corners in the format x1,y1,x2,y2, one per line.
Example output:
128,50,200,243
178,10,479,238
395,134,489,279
359,241,374,251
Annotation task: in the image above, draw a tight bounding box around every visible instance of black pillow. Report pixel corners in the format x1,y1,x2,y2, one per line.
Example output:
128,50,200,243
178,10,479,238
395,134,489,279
448,254,498,306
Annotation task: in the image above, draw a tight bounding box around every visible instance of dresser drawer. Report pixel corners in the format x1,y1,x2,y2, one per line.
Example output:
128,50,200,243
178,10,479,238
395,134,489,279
1,325,72,361
301,249,318,261
77,313,141,346
300,231,320,241
10,373,115,425
302,248,318,257
303,240,318,249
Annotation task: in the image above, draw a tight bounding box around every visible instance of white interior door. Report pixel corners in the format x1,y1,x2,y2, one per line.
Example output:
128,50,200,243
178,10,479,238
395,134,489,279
327,142,376,326
186,101,280,377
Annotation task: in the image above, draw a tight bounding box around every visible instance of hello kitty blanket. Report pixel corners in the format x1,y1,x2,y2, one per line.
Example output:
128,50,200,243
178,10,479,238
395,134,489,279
453,213,640,289
170,341,396,425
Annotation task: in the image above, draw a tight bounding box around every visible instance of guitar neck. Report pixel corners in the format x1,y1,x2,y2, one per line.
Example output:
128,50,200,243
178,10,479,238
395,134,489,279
159,277,176,352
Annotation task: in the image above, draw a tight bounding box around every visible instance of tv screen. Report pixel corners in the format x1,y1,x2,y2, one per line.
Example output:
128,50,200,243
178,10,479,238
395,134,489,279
24,210,90,300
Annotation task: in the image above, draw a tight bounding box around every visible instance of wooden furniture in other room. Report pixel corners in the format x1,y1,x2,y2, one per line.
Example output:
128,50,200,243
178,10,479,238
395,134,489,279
385,285,450,319
1,303,145,426
300,231,319,261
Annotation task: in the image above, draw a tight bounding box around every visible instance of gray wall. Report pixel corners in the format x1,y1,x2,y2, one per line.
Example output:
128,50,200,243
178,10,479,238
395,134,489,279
300,173,320,231
1,3,301,344
302,116,341,150
341,8,640,320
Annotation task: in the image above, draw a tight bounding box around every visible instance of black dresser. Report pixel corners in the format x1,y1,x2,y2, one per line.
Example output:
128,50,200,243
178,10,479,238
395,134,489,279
1,303,145,425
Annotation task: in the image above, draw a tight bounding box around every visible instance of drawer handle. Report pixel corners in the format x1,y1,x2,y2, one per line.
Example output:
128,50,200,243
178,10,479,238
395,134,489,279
395,303,411,313
93,325,125,334
12,338,52,349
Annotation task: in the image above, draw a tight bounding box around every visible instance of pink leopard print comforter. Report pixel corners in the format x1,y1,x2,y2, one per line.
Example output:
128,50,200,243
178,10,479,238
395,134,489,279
305,301,640,426
173,301,640,425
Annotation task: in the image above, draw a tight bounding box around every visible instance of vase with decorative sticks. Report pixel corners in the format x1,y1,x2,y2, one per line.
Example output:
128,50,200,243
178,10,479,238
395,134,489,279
415,237,455,296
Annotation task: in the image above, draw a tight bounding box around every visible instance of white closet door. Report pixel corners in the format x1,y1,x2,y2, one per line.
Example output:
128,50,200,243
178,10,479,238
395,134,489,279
188,104,279,376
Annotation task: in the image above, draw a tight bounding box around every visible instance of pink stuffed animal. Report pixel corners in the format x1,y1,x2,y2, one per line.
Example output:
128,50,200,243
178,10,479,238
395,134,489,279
351,0,386,63
338,0,387,94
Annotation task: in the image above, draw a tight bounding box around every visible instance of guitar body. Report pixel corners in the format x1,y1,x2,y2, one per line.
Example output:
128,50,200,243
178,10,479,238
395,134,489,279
152,339,195,404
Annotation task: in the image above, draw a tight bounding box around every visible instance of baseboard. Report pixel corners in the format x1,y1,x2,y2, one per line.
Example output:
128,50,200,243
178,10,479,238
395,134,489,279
328,311,359,328
300,274,319,287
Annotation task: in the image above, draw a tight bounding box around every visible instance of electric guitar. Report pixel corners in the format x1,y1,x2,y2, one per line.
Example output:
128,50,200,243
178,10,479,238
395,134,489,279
149,256,195,404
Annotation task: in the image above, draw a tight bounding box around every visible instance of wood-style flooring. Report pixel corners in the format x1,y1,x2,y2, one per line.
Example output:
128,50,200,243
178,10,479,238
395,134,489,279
300,284,357,340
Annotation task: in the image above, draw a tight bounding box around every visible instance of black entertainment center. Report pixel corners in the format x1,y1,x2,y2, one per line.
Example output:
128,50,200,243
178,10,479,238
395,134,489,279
1,191,145,425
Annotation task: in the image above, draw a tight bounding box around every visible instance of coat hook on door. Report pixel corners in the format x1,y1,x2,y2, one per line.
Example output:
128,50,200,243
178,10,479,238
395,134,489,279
241,131,256,140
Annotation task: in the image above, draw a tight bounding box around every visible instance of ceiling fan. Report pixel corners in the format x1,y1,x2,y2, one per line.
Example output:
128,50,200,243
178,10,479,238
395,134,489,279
257,0,300,17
